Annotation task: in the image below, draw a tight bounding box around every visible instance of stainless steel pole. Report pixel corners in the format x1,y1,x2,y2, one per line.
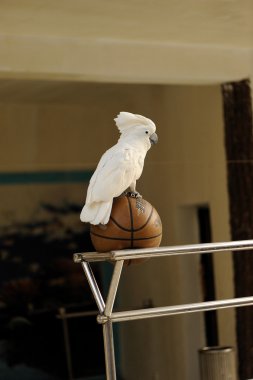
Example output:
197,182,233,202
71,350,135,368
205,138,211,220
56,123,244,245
81,261,105,314
74,251,112,263
97,296,253,324
81,260,117,380
59,308,74,380
73,240,253,380
74,239,253,263
111,239,253,261
103,321,117,380
104,260,124,317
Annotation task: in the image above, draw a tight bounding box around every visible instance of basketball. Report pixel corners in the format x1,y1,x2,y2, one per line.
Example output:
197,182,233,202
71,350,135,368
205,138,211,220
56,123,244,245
90,194,162,260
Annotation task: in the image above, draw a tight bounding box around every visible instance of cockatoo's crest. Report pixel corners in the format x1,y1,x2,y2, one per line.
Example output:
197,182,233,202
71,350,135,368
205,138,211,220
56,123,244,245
114,112,156,134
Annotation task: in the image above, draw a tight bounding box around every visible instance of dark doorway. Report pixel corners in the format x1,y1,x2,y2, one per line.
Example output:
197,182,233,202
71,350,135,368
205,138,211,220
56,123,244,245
198,206,218,346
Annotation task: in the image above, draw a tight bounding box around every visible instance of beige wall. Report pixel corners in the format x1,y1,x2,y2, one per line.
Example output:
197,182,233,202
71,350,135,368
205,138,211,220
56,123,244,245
0,82,233,379
118,85,234,379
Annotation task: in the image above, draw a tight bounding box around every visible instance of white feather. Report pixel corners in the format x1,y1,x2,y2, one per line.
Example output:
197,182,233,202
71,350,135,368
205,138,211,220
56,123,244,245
114,111,156,133
80,112,156,225
80,201,112,225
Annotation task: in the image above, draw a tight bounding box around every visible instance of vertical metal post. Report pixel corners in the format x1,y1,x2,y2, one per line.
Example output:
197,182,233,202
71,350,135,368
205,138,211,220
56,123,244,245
81,260,119,379
103,321,117,380
102,260,124,380
105,260,124,317
59,308,74,380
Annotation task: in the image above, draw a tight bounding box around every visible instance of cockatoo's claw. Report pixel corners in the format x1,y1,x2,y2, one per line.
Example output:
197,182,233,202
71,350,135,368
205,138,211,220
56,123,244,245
127,191,142,199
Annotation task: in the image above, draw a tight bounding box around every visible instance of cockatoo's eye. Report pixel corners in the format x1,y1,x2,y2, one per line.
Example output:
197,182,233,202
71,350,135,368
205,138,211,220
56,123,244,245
145,131,149,135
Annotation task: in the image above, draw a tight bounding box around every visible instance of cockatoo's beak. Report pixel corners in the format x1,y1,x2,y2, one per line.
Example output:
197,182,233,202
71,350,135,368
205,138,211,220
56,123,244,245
150,132,158,145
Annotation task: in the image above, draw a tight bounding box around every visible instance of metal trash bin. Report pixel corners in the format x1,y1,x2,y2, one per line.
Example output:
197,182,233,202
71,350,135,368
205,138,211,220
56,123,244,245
199,346,237,380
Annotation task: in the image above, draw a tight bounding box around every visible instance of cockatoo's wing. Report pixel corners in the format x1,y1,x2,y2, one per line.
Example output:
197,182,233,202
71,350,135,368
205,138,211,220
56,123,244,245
86,145,139,204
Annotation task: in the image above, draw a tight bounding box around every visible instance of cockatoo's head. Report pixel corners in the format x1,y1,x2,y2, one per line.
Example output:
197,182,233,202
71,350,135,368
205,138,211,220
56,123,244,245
114,112,158,150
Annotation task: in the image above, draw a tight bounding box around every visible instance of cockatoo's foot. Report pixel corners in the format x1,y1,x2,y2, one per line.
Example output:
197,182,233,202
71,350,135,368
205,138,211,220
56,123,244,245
127,191,142,198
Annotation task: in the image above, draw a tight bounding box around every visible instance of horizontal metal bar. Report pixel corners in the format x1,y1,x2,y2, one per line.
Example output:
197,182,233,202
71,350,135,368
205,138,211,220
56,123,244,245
56,310,97,319
111,240,253,260
74,239,253,263
73,252,112,263
97,296,253,324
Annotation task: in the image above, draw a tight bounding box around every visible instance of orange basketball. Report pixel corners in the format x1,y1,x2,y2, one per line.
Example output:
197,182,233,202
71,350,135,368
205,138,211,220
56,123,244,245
90,194,162,258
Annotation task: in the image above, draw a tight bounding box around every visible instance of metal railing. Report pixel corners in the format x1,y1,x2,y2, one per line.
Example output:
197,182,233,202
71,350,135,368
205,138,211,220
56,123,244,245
73,239,253,380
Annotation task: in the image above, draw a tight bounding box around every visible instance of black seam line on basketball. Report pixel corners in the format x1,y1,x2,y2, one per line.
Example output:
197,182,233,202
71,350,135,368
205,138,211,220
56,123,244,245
127,196,134,248
110,216,131,231
135,207,154,231
90,231,162,241
110,207,154,232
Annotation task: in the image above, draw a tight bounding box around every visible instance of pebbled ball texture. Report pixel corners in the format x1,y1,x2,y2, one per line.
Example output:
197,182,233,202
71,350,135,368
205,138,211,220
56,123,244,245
90,194,162,260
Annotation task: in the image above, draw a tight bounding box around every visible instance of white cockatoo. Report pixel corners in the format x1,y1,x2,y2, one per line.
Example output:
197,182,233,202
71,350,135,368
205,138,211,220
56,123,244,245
80,112,158,225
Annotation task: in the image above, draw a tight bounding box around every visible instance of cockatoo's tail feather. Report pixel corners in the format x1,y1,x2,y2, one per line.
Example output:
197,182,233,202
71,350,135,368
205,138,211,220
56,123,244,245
92,201,112,225
80,201,112,225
